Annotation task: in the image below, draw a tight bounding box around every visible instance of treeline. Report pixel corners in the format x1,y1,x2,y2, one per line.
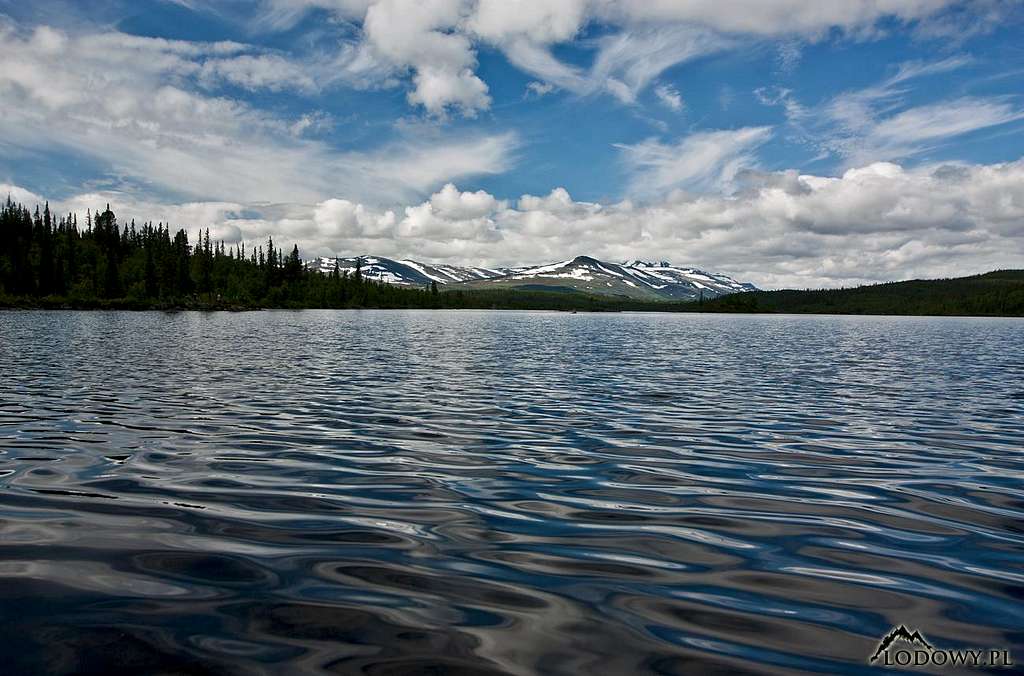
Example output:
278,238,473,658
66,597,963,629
696,271,1024,316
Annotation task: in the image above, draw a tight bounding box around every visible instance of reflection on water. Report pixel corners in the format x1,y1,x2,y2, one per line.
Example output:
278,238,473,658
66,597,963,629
1,310,1022,674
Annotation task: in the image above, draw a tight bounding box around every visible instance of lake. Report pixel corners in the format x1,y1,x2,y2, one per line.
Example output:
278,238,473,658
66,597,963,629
1,310,1022,674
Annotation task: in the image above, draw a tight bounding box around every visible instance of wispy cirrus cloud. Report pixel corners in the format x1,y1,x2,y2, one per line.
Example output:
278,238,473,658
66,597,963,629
654,84,684,112
231,0,988,117
616,127,773,195
757,55,1024,165
0,22,518,205
858,97,1024,162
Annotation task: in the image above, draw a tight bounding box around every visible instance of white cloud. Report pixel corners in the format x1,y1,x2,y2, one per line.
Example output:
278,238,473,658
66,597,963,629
0,23,517,205
776,40,802,73
407,66,490,117
314,198,397,238
617,127,773,195
360,0,491,116
467,0,587,45
289,111,333,137
859,97,1024,161
198,53,319,93
590,25,727,104
594,0,960,36
525,81,555,98
243,0,975,116
654,84,684,112
758,56,1024,165
429,182,502,219
888,55,974,84
0,183,46,207
16,154,1022,290
253,0,377,30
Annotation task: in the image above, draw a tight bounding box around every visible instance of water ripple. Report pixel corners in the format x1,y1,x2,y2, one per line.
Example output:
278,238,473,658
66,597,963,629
1,310,1022,674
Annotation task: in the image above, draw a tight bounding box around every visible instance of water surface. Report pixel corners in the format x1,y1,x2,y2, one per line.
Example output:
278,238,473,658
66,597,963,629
1,310,1022,674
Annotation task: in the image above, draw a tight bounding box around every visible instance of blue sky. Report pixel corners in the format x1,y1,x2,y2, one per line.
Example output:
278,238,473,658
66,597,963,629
1,0,1023,287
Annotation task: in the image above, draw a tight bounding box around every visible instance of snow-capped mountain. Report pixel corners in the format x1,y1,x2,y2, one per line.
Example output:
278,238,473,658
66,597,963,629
456,256,756,300
307,256,509,285
615,260,758,298
309,255,756,300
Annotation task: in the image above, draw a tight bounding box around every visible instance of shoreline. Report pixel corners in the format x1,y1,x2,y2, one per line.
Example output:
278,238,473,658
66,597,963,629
2,301,1021,318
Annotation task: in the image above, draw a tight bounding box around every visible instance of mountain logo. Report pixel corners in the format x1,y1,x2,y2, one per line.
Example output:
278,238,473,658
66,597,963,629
870,625,934,663
868,625,1014,669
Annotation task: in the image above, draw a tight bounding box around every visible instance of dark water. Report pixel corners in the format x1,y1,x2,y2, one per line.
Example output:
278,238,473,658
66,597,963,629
1,310,1023,675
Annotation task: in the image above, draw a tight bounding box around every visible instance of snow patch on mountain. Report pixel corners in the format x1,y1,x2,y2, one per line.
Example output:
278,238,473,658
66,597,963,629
308,254,756,300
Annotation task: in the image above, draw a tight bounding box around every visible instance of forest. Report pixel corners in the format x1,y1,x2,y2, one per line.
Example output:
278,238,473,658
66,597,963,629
698,270,1024,316
2,198,1022,315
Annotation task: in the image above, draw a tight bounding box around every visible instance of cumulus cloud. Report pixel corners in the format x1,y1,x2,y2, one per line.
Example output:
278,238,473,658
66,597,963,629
429,183,502,219
15,157,1023,289
314,198,397,239
358,0,491,116
0,183,46,206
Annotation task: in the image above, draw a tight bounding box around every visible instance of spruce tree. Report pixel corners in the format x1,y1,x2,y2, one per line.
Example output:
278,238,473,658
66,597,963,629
285,244,302,283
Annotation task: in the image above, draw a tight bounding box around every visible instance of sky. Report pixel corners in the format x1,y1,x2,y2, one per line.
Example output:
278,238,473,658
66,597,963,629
1,0,1023,288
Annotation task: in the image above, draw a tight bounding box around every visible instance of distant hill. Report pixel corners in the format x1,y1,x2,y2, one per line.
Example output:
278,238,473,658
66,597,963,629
306,256,507,285
698,270,1024,316
450,256,755,300
309,254,756,301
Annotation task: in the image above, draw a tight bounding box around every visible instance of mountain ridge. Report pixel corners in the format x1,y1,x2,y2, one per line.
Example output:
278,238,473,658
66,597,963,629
308,254,756,301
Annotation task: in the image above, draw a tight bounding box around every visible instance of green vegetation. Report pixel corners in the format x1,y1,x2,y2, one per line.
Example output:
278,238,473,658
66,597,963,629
2,198,1021,315
696,271,1024,316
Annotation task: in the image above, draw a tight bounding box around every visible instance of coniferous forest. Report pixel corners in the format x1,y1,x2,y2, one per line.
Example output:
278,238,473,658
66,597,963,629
2,198,1023,315
0,199,318,309
697,270,1024,316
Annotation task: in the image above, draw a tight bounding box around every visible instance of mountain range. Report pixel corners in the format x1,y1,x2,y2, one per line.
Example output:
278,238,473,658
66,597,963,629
307,255,756,301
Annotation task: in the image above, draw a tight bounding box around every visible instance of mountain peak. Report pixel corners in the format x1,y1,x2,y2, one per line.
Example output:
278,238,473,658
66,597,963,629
623,259,673,268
